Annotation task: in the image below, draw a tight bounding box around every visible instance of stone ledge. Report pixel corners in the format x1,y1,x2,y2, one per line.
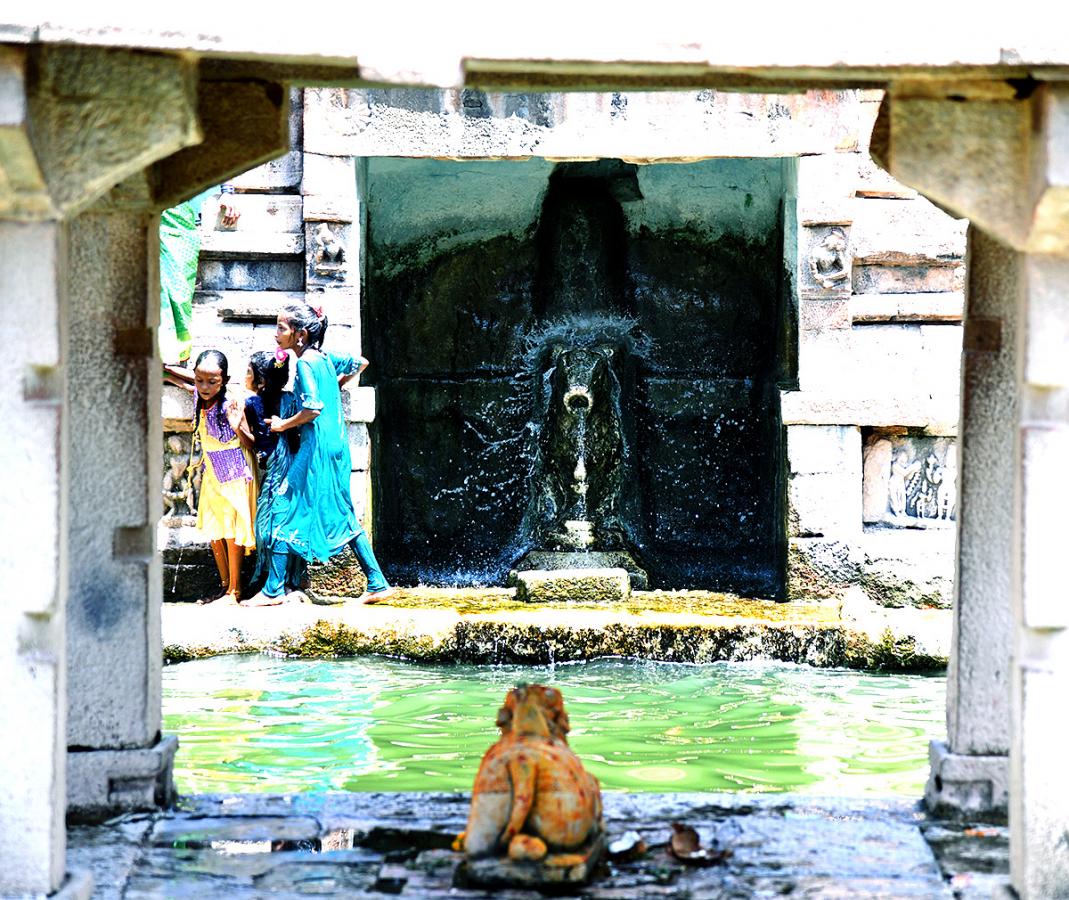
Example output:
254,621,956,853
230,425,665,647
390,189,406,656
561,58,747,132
780,391,959,433
161,590,949,673
200,231,303,258
851,291,964,324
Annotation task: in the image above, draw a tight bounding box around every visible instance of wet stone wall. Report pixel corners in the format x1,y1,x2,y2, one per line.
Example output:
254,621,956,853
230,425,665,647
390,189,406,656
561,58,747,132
366,158,788,596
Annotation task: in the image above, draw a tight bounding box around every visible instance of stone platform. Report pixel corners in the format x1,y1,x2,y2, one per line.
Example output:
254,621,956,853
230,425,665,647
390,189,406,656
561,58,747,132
68,791,1008,898
163,586,951,672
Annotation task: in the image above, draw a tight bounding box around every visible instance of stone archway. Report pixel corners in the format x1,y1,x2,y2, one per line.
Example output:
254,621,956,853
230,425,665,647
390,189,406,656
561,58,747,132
2,27,1068,899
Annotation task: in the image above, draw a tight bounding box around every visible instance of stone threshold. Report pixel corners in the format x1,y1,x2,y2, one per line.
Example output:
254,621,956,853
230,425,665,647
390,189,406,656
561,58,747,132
162,587,950,672
67,791,1008,898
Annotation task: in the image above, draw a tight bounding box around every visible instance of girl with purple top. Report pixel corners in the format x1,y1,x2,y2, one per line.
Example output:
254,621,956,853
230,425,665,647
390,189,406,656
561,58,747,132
184,350,258,602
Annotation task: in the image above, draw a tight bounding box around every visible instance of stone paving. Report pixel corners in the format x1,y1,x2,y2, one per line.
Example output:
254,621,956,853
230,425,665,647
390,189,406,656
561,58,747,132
68,792,1008,898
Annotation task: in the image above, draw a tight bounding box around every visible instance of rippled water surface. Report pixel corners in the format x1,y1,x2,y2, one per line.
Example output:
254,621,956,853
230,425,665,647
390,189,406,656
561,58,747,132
163,655,944,796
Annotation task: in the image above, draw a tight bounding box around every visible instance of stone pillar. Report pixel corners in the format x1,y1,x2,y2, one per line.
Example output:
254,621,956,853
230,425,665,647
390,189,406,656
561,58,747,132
1008,249,1069,898
925,227,1015,816
64,206,177,821
0,221,72,895
873,81,1069,897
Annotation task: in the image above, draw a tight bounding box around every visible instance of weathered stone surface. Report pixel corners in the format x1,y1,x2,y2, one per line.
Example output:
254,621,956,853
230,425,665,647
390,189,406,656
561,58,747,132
66,791,1003,898
302,152,358,222
229,149,301,191
153,79,290,210
348,88,862,160
1,220,67,895
781,390,959,432
202,193,303,235
16,45,200,216
789,471,862,538
198,258,304,291
199,230,303,257
841,585,950,666
787,424,860,476
852,263,964,295
68,737,178,824
202,289,305,322
851,291,964,323
850,195,967,266
800,297,850,331
226,88,303,192
512,550,648,590
308,546,369,599
925,741,1009,820
161,588,945,672
459,832,606,889
514,568,630,603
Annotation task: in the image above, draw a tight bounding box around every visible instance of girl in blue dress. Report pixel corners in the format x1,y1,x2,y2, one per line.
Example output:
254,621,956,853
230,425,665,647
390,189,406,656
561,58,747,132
245,302,392,604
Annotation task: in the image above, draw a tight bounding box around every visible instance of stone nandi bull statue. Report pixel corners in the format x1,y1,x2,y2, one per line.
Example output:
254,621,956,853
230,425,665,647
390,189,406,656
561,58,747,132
456,684,605,887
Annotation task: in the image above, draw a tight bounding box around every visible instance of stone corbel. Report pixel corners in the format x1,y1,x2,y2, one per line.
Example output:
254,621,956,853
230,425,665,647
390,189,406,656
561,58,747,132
871,80,1069,253
1,44,201,220
152,76,290,211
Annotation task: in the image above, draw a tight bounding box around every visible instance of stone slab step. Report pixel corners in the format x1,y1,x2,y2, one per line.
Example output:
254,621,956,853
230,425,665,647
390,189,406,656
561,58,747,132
200,193,303,234
200,230,303,258
514,568,631,603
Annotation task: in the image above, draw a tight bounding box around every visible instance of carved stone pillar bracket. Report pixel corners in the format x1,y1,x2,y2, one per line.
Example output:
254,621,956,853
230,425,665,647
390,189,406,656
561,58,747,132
66,735,178,824
1,45,200,220
872,81,1069,253
153,76,290,210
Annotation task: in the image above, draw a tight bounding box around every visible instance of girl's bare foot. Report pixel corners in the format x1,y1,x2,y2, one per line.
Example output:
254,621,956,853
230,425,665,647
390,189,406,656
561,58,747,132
198,588,232,605
358,587,395,605
240,591,283,607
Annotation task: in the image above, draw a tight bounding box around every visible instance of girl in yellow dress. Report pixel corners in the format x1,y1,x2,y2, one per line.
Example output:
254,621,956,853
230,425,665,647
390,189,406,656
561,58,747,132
188,349,257,602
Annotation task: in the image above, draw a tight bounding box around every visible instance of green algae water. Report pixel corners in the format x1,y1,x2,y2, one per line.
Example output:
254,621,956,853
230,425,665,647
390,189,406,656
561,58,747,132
163,655,944,797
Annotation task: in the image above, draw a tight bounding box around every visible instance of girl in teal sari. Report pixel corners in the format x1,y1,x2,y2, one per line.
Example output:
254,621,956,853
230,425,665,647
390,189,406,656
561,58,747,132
244,302,391,604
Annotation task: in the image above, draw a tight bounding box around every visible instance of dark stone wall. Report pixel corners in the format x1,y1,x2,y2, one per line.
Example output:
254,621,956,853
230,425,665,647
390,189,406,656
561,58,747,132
366,159,787,596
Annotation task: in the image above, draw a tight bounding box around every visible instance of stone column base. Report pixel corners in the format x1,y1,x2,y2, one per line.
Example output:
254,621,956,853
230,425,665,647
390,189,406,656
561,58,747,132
924,739,1008,819
67,735,178,823
50,869,93,899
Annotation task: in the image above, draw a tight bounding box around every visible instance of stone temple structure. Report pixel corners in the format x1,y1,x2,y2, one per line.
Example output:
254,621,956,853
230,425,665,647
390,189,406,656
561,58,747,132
163,87,966,607
2,14,1069,900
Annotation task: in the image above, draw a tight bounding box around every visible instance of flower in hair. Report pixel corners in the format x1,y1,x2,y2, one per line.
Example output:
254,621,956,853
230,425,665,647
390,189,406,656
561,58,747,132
274,347,288,368
311,304,324,317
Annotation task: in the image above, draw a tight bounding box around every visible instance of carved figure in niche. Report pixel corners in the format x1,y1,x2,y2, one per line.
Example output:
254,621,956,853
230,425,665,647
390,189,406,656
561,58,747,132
458,684,603,865
868,434,957,526
887,449,921,520
162,433,197,518
808,227,849,289
313,222,345,274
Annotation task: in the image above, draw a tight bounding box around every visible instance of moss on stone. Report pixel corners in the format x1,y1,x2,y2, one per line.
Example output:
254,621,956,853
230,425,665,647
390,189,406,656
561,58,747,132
274,619,457,662
163,643,218,664
842,627,946,673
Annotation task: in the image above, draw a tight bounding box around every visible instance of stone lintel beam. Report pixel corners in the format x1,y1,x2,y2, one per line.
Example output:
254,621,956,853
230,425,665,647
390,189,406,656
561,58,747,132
152,76,290,210
871,81,1069,253
0,44,201,220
